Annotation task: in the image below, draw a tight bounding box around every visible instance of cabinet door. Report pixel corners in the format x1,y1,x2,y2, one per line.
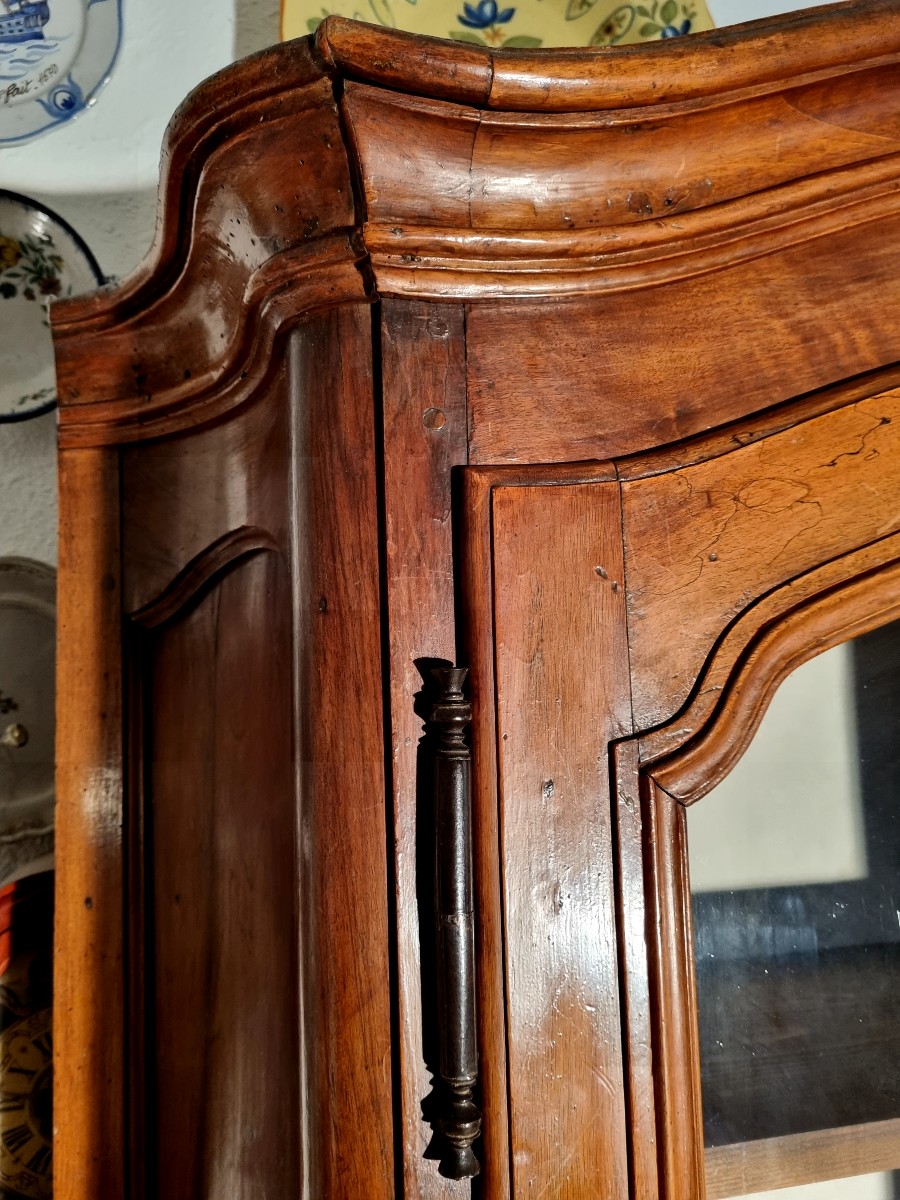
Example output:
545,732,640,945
620,379,900,1200
456,379,900,1200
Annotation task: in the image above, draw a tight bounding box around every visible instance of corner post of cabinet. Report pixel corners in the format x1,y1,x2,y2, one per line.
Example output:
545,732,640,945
54,446,126,1200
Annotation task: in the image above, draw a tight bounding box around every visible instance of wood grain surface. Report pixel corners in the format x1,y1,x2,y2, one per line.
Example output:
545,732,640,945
319,2,900,111
290,309,395,1196
705,1117,900,1197
121,360,293,614
638,529,900,767
631,540,900,1200
142,552,299,1200
622,388,900,728
459,463,624,1199
346,67,900,234
642,785,705,1200
490,481,631,1199
459,468,512,1200
652,557,900,802
51,6,900,1198
378,299,470,1199
54,449,125,1200
464,234,900,462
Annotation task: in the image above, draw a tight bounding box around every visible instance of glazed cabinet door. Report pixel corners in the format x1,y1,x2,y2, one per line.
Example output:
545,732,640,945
618,377,900,1200
455,375,900,1200
686,617,900,1199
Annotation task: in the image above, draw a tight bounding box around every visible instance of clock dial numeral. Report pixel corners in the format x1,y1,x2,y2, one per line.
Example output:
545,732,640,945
2,1123,33,1154
5,1065,36,1079
30,1034,50,1061
26,1144,51,1176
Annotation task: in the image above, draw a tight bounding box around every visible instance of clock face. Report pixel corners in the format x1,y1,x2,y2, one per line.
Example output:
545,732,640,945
0,1008,52,1200
0,874,53,1200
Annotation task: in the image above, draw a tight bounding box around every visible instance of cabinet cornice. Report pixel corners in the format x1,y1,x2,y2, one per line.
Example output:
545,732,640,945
51,1,900,445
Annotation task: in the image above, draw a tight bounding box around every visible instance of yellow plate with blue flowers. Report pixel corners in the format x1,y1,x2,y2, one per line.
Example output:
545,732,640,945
282,0,714,50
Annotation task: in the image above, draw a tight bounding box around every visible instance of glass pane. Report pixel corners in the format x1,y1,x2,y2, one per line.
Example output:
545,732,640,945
687,620,900,1196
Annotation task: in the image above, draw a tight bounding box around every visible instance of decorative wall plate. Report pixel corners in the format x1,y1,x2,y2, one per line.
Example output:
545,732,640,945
0,0,123,145
0,558,56,888
282,0,714,49
0,190,102,422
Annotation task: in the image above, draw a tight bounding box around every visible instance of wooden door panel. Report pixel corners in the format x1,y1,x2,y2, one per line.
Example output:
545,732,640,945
140,550,298,1199
121,366,293,616
467,473,633,1198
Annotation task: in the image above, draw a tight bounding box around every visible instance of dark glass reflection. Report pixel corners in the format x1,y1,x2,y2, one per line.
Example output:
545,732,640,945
690,620,900,1149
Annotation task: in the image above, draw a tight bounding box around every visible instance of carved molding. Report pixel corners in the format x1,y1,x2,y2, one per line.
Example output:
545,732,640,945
631,550,900,1200
58,240,366,447
317,3,900,111
55,48,347,335
50,2,900,444
129,527,281,629
639,547,900,800
621,385,900,727
616,361,900,482
52,40,365,448
362,166,900,299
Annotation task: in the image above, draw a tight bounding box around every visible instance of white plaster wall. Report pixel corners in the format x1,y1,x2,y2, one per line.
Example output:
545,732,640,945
709,0,836,23
0,0,281,567
0,413,57,565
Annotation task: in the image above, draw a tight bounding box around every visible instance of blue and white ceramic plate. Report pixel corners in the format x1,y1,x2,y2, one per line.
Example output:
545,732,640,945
0,0,122,145
0,190,103,422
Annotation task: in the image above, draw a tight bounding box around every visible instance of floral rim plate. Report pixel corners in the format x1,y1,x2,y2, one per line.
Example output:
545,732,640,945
0,557,55,897
282,0,714,50
0,0,123,145
0,190,103,422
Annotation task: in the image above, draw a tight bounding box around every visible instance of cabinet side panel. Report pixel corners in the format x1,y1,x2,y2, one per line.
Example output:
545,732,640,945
491,482,632,1199
379,299,474,1199
121,369,293,615
290,308,395,1197
146,551,299,1199
55,448,125,1200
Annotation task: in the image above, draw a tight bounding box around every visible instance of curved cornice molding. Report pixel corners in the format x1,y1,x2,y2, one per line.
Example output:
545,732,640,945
58,42,345,334
361,157,900,299
50,0,900,443
52,39,367,447
57,238,365,447
317,1,900,112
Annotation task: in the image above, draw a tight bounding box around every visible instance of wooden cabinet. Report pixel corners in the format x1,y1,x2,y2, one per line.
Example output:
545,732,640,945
50,3,900,1197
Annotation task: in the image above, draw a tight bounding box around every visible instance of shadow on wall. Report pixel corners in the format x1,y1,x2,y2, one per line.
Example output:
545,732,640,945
235,0,283,58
